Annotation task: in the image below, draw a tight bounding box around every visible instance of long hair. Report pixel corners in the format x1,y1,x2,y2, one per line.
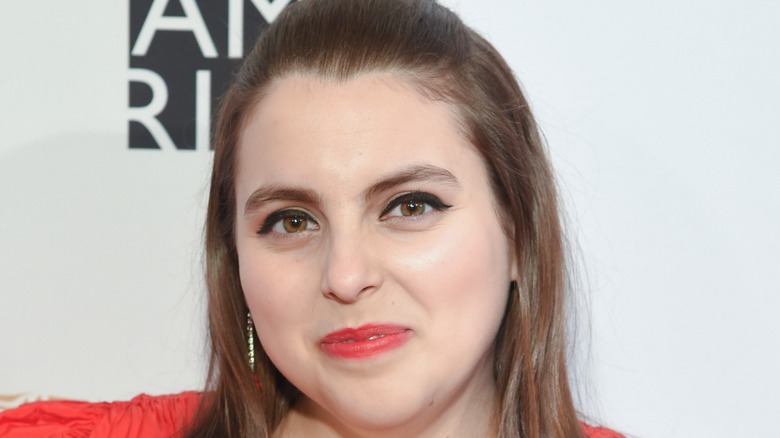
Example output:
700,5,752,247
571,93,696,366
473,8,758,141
187,1,583,436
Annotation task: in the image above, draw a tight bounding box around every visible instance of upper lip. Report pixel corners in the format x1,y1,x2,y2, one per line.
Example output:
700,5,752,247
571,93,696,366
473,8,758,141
320,324,410,344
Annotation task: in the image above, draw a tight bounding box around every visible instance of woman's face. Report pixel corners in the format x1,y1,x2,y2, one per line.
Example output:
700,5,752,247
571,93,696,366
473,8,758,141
234,74,516,436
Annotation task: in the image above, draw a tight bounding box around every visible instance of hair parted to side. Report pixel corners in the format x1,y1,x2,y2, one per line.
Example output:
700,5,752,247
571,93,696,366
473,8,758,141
186,1,583,437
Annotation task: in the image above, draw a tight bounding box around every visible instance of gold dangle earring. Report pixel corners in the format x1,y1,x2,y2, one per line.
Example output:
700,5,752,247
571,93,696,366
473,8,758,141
247,311,256,372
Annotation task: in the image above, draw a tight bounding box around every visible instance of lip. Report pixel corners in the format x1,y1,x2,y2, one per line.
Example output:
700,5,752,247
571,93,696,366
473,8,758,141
320,324,412,359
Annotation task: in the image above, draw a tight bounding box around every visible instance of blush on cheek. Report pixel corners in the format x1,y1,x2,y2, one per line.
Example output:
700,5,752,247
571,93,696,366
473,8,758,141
394,219,510,303
442,221,509,299
414,217,506,276
240,254,321,330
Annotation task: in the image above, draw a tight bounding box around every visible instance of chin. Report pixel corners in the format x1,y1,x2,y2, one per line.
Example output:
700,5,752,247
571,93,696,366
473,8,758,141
310,391,432,435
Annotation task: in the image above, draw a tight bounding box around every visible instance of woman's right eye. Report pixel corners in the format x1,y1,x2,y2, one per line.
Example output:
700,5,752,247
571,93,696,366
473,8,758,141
258,210,319,235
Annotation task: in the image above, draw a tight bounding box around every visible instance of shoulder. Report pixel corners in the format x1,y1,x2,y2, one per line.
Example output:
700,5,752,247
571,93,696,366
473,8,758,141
582,421,625,438
0,391,201,438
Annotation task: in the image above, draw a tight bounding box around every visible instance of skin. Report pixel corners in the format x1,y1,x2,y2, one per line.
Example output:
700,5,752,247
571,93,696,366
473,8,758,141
233,74,517,437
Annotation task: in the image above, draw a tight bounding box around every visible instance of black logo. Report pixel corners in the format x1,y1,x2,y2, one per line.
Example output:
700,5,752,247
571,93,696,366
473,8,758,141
128,0,292,150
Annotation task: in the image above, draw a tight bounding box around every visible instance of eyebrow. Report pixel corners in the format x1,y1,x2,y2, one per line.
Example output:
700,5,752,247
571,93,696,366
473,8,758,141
242,164,459,216
244,186,320,216
363,164,460,200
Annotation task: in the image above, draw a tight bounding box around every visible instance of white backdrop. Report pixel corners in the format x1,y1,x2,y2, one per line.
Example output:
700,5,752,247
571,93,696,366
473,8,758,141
1,1,778,437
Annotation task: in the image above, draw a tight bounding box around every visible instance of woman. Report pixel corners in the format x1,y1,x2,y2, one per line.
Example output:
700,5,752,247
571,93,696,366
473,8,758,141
0,1,622,437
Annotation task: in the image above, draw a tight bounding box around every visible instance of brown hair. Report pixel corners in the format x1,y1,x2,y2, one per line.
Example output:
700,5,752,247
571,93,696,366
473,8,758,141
187,0,583,437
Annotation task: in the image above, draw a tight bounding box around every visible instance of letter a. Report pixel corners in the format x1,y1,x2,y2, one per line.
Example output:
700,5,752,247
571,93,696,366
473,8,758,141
132,0,218,58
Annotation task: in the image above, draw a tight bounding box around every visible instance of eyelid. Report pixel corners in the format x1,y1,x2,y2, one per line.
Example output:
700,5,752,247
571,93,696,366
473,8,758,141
257,208,319,234
380,191,452,218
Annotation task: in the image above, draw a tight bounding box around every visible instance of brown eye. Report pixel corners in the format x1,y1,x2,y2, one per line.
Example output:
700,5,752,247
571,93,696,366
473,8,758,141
400,200,427,216
282,215,309,233
380,192,452,220
258,210,319,235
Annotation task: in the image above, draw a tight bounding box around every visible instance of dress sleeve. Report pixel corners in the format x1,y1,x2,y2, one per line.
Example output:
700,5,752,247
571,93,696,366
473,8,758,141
0,391,201,438
581,421,625,438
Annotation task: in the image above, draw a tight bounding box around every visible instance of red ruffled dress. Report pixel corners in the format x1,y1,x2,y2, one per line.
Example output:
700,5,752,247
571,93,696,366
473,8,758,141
0,392,623,437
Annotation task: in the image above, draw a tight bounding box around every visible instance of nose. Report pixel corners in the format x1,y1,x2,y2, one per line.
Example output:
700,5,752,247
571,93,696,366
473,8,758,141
320,228,381,303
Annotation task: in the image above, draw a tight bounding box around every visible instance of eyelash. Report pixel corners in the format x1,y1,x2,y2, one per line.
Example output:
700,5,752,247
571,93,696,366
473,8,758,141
257,209,318,235
256,192,452,235
379,191,452,219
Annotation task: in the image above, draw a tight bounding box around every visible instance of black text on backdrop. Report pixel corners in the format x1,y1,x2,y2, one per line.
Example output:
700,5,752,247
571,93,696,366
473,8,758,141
129,0,293,150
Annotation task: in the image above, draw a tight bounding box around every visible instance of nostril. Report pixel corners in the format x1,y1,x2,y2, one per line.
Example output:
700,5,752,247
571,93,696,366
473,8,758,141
322,289,360,304
319,234,382,303
321,273,381,304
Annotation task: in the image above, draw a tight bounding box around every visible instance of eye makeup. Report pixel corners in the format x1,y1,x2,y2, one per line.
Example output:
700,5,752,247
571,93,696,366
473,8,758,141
380,191,453,219
257,209,319,235
254,191,452,236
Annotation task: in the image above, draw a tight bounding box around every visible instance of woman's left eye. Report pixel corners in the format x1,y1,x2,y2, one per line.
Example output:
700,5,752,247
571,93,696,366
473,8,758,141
381,192,452,219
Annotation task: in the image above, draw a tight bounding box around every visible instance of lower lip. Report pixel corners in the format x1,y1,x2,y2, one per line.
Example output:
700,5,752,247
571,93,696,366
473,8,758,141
320,325,412,359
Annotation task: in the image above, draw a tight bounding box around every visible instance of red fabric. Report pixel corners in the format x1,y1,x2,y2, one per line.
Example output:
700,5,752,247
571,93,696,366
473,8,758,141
0,391,622,437
0,392,200,438
582,422,625,438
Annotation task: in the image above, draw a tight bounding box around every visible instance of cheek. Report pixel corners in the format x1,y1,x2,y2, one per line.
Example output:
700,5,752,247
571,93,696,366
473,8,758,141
391,215,512,331
238,250,317,336
238,249,326,385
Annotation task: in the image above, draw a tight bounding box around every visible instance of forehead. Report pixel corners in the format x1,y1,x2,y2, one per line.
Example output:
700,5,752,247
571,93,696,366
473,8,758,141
234,73,477,192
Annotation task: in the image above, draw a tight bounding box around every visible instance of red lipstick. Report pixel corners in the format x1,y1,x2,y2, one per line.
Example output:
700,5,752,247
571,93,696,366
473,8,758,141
320,324,412,359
